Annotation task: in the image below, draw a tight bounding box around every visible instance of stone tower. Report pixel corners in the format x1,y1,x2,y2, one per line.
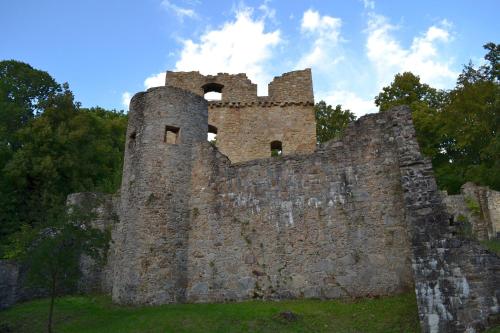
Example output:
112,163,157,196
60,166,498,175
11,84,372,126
111,86,208,304
165,69,316,162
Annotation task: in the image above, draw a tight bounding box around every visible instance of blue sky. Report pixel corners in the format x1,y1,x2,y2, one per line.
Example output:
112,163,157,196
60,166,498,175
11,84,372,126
1,0,499,116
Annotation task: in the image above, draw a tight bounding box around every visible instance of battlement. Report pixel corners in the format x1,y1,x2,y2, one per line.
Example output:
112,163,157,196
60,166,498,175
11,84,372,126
165,69,313,104
165,69,316,163
267,69,314,102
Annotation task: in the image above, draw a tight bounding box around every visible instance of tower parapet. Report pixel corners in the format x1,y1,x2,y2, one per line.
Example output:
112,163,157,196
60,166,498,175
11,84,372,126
166,71,258,103
267,69,314,102
165,69,316,162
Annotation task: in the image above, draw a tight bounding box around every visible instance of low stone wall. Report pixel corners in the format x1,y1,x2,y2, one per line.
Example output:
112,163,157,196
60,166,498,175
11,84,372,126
0,260,20,310
442,182,500,240
67,192,120,294
0,193,120,310
0,260,48,310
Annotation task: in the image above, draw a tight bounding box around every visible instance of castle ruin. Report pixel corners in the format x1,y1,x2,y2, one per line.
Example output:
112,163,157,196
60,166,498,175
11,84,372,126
2,69,499,333
105,69,500,332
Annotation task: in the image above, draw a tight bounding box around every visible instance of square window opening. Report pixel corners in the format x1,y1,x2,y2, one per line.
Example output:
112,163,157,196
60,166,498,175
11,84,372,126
164,125,180,144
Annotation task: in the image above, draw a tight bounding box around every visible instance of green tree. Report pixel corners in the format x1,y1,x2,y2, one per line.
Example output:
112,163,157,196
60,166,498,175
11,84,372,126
375,43,500,193
457,42,499,84
375,72,446,112
0,61,61,242
315,101,356,143
438,43,500,192
5,204,109,333
0,60,60,173
1,92,127,236
0,61,127,248
374,72,448,159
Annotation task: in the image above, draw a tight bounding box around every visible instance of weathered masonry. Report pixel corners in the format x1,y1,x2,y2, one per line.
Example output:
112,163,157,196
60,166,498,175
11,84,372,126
111,86,415,307
442,182,500,241
165,69,316,162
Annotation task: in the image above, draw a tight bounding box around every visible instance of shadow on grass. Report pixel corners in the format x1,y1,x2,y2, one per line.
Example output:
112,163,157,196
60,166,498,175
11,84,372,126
2,292,422,333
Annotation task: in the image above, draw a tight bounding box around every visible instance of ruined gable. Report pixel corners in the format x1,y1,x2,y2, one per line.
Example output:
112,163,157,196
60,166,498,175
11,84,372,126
165,69,316,162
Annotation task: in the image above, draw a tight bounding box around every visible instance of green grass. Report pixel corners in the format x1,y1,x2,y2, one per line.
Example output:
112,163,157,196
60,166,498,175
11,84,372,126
0,293,421,333
481,238,500,256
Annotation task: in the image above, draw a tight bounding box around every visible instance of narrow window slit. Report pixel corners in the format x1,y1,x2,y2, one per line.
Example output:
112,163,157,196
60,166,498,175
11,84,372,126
208,124,218,143
128,130,137,149
164,125,180,144
270,140,282,157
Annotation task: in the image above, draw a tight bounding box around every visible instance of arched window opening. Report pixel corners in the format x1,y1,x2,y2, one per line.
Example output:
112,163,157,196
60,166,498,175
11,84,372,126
204,92,221,101
202,82,224,101
208,124,217,144
270,141,282,157
164,125,180,144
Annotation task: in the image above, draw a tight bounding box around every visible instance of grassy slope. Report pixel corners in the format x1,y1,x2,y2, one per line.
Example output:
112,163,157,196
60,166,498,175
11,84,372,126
0,293,421,333
2,292,499,333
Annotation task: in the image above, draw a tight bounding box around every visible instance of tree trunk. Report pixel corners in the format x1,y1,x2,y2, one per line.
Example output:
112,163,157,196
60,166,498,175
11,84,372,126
47,274,56,333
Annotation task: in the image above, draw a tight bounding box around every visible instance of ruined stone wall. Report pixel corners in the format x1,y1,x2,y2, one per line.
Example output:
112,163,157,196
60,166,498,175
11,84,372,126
267,69,314,102
0,260,50,310
185,112,414,302
165,71,258,103
165,69,316,163
0,193,119,310
0,260,21,310
489,190,500,237
112,87,416,305
67,192,120,294
388,107,500,333
442,182,500,240
208,103,315,162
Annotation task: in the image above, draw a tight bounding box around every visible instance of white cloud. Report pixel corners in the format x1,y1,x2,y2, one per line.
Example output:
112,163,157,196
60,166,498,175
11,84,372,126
296,10,373,116
301,9,321,31
204,91,221,101
300,9,342,38
362,0,375,10
321,90,377,117
297,9,343,69
297,9,368,116
293,9,457,118
259,0,276,21
144,73,165,89
161,0,197,20
173,8,281,95
121,91,132,109
139,6,457,120
366,14,457,89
